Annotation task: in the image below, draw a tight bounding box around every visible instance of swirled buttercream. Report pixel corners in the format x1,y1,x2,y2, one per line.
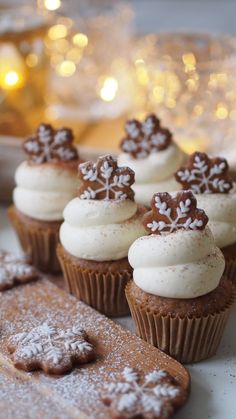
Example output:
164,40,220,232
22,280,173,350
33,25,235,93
60,199,146,261
128,227,225,298
13,161,78,221
195,193,236,249
118,144,186,206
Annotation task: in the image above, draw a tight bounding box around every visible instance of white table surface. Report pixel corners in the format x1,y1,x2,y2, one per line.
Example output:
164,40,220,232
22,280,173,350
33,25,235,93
0,205,236,419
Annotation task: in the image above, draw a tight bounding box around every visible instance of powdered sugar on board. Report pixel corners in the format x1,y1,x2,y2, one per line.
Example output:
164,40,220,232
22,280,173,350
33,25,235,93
0,279,189,418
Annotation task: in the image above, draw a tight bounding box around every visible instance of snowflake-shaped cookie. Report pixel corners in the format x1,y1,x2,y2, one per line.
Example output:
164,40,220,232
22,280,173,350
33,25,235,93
143,191,208,235
120,114,172,159
78,155,135,200
0,250,38,291
23,123,79,164
8,322,95,375
102,367,185,419
175,151,233,194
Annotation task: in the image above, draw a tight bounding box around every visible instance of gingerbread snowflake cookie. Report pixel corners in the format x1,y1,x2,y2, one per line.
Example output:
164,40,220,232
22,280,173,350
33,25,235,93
8,322,95,375
175,151,233,194
23,123,79,164
0,250,38,291
78,155,135,200
102,367,185,419
120,114,172,159
143,191,208,235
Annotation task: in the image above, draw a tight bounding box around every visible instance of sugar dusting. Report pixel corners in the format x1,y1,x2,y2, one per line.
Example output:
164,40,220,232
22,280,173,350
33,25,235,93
0,279,189,418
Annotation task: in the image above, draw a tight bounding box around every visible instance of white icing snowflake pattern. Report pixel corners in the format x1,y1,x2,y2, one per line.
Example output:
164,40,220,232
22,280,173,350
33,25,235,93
0,250,37,291
147,195,204,233
79,155,135,201
143,191,208,235
121,114,172,159
175,152,232,194
23,123,78,164
103,367,181,418
8,322,95,374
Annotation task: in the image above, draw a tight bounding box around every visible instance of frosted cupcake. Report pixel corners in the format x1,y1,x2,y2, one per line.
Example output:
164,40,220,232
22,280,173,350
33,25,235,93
57,155,146,316
118,114,186,206
175,151,236,283
8,123,80,273
126,191,235,363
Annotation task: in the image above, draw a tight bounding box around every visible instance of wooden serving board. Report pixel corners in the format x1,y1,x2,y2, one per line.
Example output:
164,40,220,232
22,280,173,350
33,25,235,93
0,279,190,418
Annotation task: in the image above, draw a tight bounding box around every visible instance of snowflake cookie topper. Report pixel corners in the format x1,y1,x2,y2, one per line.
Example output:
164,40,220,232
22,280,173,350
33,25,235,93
175,151,233,194
102,367,185,419
0,250,38,291
78,155,135,201
120,114,172,159
8,322,95,375
143,191,208,235
23,123,79,164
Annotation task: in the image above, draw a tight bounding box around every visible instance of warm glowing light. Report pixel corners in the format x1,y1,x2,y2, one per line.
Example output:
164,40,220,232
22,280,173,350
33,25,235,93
230,109,236,121
182,52,196,71
100,77,118,102
55,39,70,53
48,24,67,40
166,98,176,109
153,86,165,103
56,60,76,77
135,58,145,66
209,73,228,89
193,104,203,116
73,33,88,48
26,53,38,67
216,104,228,119
50,54,64,68
66,48,82,63
181,138,207,154
154,71,181,100
186,78,198,92
136,66,149,86
44,0,61,11
1,70,24,90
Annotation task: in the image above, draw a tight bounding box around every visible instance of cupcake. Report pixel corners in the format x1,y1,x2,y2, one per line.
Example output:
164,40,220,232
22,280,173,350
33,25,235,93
8,123,81,274
118,114,186,206
57,154,146,316
126,191,235,363
175,151,236,283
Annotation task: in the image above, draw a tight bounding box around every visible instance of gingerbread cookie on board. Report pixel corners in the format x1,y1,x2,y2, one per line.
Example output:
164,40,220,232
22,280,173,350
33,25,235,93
0,250,38,291
8,322,95,375
0,279,189,418
102,367,185,419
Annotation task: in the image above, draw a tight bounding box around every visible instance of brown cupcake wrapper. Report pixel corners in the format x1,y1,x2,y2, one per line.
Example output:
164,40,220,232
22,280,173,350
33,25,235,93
8,207,61,274
126,284,236,364
57,245,131,317
224,259,236,284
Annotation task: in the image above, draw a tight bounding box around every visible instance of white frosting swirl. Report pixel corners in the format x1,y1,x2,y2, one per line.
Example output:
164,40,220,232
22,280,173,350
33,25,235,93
118,144,186,206
195,192,236,249
13,161,78,221
60,199,146,261
128,227,225,298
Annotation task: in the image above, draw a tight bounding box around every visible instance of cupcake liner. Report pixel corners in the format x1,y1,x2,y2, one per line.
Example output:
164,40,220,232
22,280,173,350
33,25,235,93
224,258,236,284
126,283,236,364
8,206,61,274
57,245,131,317
221,244,236,283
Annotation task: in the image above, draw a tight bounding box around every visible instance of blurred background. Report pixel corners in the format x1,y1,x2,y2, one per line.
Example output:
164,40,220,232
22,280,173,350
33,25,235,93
1,0,236,200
